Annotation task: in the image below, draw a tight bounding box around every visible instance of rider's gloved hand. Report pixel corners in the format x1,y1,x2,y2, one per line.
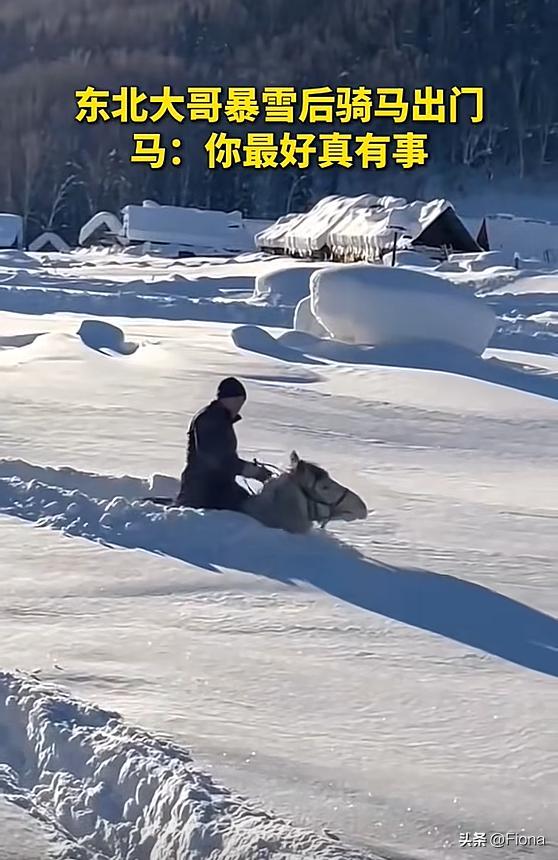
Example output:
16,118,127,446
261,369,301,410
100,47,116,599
255,464,273,483
242,461,272,482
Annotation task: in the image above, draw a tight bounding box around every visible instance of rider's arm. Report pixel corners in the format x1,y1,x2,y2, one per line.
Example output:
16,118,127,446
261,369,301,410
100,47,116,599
193,410,245,476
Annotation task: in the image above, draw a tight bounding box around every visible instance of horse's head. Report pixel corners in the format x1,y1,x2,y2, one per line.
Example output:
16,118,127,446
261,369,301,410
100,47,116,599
289,451,368,525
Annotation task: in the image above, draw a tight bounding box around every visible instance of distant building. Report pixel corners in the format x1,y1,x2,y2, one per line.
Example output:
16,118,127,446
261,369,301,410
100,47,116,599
122,203,254,255
256,194,480,262
476,214,558,264
79,202,264,256
0,214,24,249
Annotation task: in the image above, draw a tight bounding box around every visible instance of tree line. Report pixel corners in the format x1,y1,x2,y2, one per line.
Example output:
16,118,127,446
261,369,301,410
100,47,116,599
1,0,557,243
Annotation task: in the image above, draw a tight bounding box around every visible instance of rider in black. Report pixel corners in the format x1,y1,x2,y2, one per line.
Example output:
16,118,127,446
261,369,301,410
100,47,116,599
176,377,271,511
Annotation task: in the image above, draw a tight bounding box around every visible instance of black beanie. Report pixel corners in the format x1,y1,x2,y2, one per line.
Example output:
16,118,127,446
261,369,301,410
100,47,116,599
217,377,246,399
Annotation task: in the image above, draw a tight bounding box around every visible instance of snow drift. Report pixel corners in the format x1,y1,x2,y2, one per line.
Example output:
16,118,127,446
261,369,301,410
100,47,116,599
310,264,497,354
252,262,326,306
77,320,138,355
0,672,368,860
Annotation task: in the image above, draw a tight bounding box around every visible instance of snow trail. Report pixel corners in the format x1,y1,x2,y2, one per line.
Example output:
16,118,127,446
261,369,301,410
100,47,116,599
1,460,557,678
1,289,557,857
0,672,372,860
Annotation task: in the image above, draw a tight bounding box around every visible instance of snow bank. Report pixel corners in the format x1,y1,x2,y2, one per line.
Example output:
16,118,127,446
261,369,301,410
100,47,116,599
123,204,254,255
0,282,291,327
0,214,24,249
527,310,558,330
311,264,496,354
0,795,80,860
442,250,515,272
483,273,558,296
0,458,177,504
0,672,366,860
383,249,440,269
252,262,327,306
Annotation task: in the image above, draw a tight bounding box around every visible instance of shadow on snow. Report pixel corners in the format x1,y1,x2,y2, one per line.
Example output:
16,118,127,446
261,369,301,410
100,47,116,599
233,327,558,402
3,488,557,679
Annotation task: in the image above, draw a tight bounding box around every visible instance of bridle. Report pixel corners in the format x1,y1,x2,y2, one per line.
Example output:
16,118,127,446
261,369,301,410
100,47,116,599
249,460,350,528
298,473,350,528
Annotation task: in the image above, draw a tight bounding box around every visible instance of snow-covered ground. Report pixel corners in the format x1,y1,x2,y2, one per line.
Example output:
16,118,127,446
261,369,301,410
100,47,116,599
0,247,557,859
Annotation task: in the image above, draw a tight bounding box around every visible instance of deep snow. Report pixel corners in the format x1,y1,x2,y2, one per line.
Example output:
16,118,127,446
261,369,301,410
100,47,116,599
0,245,557,860
0,672,369,860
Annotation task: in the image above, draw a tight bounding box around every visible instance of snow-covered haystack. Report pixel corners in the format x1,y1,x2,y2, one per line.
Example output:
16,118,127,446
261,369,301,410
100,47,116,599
310,263,496,354
253,262,327,306
293,295,329,336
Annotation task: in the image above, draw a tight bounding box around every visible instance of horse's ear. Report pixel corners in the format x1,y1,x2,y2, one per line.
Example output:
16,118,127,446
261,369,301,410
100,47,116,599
290,450,300,469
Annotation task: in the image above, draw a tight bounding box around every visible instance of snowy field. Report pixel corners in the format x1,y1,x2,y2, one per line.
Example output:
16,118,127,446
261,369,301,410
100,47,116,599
0,247,557,860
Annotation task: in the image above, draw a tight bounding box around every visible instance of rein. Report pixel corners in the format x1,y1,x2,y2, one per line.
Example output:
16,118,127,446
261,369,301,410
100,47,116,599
299,476,349,528
248,460,349,528
241,460,282,496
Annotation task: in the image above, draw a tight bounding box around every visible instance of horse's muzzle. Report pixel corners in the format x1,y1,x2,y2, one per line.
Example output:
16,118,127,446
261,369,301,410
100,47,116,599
335,489,368,521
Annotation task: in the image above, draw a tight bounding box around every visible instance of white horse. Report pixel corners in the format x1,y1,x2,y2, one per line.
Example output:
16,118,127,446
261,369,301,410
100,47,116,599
145,452,367,535
241,451,367,534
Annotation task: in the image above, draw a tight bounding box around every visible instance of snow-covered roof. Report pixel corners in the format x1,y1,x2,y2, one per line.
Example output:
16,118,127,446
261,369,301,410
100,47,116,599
0,213,24,249
242,217,274,243
28,231,70,252
257,195,382,253
79,212,124,247
122,203,254,254
254,212,307,250
256,194,476,257
481,213,558,264
329,197,450,258
460,216,484,244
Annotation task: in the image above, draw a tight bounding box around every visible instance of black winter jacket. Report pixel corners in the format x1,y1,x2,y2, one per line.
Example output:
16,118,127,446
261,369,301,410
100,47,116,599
177,400,250,507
